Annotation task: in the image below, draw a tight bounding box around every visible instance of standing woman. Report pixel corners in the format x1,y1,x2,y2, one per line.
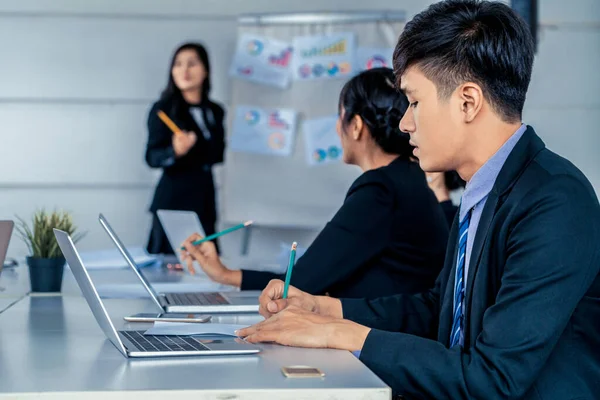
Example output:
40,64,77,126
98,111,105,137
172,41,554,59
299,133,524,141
145,43,225,255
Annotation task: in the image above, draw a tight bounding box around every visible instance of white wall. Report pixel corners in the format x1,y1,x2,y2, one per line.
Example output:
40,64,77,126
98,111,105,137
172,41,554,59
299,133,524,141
2,0,599,269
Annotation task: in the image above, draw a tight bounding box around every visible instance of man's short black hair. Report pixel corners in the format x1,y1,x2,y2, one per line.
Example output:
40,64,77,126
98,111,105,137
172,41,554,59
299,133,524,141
393,0,535,123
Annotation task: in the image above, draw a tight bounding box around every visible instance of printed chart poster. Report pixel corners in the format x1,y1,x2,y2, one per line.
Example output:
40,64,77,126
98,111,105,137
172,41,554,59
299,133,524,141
303,116,344,166
230,106,297,157
292,33,355,81
355,47,394,72
229,33,293,89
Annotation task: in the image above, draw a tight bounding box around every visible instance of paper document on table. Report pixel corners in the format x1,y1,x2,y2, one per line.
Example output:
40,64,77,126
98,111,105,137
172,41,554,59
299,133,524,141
78,247,157,269
144,322,248,337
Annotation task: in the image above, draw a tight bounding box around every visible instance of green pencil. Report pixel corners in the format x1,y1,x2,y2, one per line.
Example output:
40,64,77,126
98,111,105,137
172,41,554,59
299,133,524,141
282,242,298,299
181,220,253,249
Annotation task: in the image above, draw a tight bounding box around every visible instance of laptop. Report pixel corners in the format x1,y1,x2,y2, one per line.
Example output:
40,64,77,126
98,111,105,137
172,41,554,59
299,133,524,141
53,229,260,358
0,221,14,275
98,214,260,313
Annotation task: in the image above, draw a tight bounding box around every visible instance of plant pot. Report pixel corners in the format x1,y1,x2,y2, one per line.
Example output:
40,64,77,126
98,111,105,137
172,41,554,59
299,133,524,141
26,256,65,292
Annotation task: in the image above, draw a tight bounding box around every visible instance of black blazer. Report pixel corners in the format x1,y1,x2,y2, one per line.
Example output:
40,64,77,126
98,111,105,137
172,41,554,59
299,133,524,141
145,98,225,213
241,157,449,299
342,127,600,399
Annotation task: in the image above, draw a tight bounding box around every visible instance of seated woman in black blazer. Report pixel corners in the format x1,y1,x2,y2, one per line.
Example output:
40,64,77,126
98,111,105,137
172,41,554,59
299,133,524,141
181,67,449,299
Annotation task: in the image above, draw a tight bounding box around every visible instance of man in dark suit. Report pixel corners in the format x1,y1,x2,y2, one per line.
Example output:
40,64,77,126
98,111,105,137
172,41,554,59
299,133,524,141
237,1,600,398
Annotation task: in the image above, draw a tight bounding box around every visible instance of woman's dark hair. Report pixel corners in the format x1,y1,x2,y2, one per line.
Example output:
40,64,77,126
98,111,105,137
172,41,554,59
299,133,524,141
338,67,413,158
160,42,211,106
445,170,466,191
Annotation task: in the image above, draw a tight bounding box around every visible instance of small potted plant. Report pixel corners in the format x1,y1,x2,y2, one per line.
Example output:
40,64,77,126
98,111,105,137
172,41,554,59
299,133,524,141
15,209,85,292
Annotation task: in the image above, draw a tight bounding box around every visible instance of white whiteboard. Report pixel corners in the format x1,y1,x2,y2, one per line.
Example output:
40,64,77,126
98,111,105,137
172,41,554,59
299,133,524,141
222,19,404,228
0,103,152,185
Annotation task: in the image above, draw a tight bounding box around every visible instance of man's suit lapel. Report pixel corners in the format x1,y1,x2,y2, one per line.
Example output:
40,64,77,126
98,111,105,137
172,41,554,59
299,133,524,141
462,190,498,341
460,126,546,345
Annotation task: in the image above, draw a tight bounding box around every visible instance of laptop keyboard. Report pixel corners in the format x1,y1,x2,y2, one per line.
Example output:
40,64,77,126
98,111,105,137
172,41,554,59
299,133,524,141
121,330,210,352
165,292,229,306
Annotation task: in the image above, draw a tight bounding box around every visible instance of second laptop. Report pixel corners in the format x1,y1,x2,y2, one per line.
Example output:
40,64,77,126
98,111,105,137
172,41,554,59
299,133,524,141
98,213,260,313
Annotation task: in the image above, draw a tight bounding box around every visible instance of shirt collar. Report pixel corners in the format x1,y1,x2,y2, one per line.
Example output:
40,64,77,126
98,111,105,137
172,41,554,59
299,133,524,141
459,124,527,221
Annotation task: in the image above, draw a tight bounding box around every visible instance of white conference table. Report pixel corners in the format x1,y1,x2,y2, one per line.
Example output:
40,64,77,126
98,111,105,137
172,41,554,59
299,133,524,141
0,262,391,399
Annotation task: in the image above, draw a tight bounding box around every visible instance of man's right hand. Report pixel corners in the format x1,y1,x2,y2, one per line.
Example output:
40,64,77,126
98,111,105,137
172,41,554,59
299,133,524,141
259,279,342,320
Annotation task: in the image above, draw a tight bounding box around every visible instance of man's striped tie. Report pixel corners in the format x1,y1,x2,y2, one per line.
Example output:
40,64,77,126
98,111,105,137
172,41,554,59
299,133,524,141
450,210,472,348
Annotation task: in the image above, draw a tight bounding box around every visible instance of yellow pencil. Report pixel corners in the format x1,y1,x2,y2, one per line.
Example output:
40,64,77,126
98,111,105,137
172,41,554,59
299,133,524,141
157,110,182,135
